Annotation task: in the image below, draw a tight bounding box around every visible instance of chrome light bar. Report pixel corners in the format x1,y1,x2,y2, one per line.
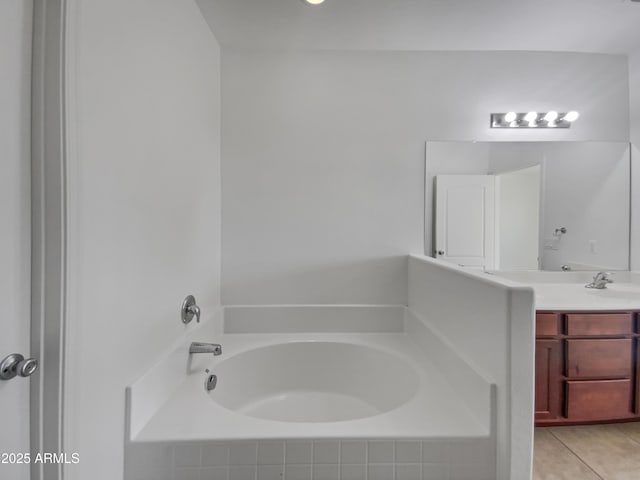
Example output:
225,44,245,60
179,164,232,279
490,111,579,129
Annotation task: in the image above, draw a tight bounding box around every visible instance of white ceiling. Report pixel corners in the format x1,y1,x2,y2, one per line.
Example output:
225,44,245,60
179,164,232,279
196,0,640,54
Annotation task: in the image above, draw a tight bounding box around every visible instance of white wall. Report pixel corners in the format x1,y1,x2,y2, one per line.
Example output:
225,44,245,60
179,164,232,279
63,1,221,480
222,51,629,304
489,142,630,271
535,143,630,270
0,2,32,480
630,53,640,270
631,53,640,147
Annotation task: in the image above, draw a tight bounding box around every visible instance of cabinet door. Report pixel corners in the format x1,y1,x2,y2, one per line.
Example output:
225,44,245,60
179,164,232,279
535,339,563,420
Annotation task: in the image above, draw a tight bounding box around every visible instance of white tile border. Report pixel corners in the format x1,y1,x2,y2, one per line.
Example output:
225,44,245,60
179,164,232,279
125,438,495,480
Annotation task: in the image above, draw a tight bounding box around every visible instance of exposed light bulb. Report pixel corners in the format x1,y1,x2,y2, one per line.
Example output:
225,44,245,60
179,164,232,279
528,121,537,128
563,111,580,122
504,112,517,123
509,121,518,128
524,111,538,122
303,0,325,4
544,111,558,122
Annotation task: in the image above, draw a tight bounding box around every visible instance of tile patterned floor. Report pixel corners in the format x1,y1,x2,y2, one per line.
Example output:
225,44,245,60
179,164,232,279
534,423,640,480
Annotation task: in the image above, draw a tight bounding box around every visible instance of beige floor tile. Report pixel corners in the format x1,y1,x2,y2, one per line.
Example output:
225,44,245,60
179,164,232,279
550,425,640,480
612,422,640,445
533,428,601,480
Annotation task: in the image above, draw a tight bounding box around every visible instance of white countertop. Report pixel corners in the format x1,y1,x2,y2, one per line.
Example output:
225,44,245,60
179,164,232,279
533,283,640,311
490,271,640,311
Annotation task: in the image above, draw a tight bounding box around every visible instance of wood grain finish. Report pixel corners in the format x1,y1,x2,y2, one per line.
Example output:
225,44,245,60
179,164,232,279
566,313,633,336
566,338,632,378
536,310,640,427
637,338,640,416
566,379,633,420
536,313,561,336
535,339,563,420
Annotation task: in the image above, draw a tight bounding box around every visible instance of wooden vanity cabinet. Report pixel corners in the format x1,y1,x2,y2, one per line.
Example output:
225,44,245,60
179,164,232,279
637,338,640,416
565,338,632,378
534,339,562,420
565,379,632,420
565,313,633,336
535,311,638,426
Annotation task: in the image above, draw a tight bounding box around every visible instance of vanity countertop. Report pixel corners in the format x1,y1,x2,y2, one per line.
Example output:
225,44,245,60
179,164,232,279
490,271,640,311
532,282,640,310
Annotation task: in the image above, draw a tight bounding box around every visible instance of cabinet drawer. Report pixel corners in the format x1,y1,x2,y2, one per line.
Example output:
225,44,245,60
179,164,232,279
566,313,633,336
536,313,560,336
566,379,633,420
566,338,632,378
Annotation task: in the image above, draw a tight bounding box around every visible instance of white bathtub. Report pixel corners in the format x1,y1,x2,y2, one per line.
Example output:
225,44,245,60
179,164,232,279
211,341,419,423
128,306,493,443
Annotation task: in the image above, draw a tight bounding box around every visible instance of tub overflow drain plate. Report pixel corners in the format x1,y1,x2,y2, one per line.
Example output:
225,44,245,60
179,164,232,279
205,374,217,391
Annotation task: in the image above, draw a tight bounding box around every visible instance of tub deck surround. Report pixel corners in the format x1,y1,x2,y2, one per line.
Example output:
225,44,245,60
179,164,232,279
407,255,536,480
126,307,225,441
124,259,534,480
129,305,493,443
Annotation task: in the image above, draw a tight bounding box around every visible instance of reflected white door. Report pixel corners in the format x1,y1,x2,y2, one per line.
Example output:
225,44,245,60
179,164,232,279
0,2,33,480
495,166,541,270
434,175,495,269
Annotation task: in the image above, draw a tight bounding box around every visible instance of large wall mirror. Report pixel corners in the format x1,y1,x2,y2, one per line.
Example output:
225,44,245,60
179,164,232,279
425,141,631,271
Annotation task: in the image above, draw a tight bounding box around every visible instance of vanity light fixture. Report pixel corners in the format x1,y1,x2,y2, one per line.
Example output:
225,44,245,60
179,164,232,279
302,0,325,4
490,111,580,128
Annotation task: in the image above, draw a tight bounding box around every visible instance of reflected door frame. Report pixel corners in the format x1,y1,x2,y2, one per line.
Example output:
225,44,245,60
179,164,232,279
31,1,68,480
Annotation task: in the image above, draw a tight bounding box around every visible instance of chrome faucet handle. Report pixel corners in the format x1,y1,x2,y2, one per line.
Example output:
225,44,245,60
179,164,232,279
189,304,201,323
594,271,613,282
181,295,201,324
585,271,614,289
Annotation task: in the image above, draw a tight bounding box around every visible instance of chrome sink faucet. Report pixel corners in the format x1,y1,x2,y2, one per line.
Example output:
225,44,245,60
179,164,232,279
585,271,614,289
189,342,222,356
